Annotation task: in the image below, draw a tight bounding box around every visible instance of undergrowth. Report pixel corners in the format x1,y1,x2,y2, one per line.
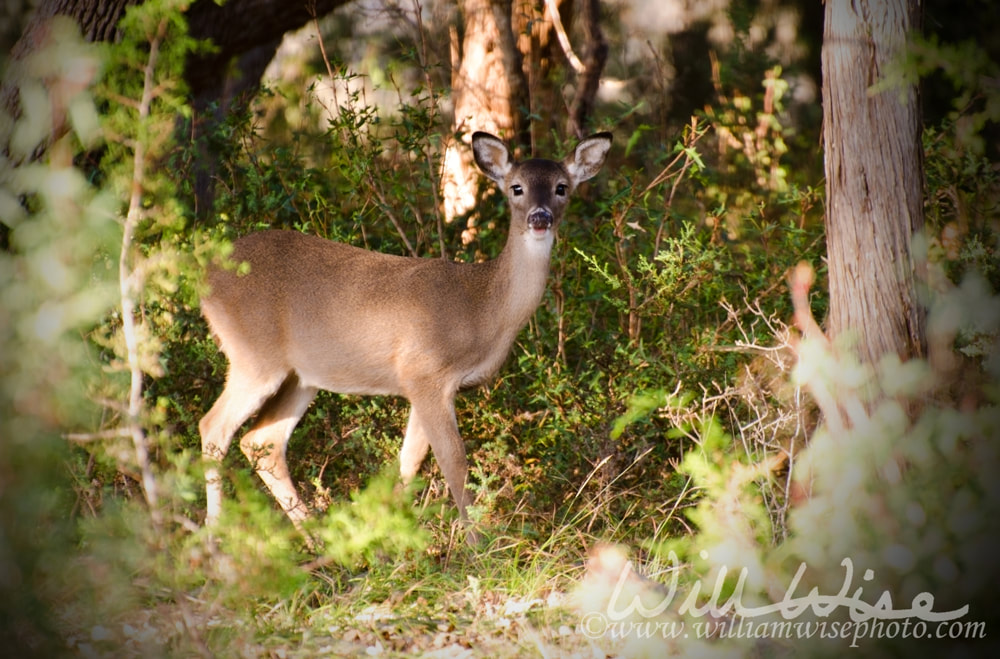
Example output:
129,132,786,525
1,1,997,657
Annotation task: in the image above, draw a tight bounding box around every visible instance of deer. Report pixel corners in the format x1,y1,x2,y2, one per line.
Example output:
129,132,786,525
198,130,612,542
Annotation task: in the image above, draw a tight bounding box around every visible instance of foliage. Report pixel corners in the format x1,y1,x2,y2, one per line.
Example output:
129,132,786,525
888,33,1000,292
577,32,1000,656
0,15,116,655
575,265,1000,658
785,279,1000,633
311,469,431,567
1,0,997,657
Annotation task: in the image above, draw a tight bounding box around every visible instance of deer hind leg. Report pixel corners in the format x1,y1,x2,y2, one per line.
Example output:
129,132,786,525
200,364,287,526
406,390,473,522
399,407,431,484
238,373,318,530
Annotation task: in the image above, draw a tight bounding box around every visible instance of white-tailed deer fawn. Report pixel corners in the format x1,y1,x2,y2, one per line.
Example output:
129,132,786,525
199,131,612,538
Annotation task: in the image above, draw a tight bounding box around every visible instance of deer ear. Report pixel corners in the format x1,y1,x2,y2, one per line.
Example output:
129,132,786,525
472,132,513,183
566,132,613,185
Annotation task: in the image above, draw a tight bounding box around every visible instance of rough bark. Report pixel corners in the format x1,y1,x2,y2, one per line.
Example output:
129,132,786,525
822,0,926,365
10,0,136,55
1,0,140,125
3,0,351,214
5,0,350,118
442,0,527,226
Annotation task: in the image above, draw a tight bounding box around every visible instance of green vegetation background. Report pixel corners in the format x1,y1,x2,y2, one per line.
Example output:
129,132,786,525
1,0,998,656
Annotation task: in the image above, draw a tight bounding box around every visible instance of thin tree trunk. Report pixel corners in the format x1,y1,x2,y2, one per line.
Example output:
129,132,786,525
566,0,606,139
822,0,925,365
183,0,350,217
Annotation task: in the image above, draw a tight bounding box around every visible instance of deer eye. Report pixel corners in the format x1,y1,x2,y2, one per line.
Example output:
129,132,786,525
511,184,523,196
555,183,568,196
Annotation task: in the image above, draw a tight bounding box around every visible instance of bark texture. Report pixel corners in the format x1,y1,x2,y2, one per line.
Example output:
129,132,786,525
2,0,140,124
442,0,527,225
822,0,926,365
3,0,350,214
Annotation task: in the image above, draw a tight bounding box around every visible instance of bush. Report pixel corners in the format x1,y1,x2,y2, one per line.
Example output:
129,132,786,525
3,1,995,657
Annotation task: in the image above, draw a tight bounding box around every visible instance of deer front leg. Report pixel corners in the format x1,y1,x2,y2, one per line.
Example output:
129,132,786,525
406,392,474,525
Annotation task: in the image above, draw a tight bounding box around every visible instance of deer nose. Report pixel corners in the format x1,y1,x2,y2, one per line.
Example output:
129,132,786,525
527,208,553,231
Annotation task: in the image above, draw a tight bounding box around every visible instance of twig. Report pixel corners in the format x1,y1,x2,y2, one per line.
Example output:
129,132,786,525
650,117,707,255
65,428,132,442
544,0,585,74
789,262,827,346
119,18,167,521
788,262,856,438
368,174,418,256
408,0,448,258
310,10,418,257
567,0,607,138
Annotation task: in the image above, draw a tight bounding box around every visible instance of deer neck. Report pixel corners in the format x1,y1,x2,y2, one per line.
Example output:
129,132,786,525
487,228,555,330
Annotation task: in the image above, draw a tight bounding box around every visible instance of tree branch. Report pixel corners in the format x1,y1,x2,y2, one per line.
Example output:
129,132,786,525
119,16,167,521
544,0,584,74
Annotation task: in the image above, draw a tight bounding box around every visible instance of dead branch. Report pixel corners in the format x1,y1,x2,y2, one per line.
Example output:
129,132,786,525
119,17,167,521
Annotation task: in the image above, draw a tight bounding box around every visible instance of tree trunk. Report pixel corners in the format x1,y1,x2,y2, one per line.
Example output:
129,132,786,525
183,0,351,216
513,0,607,142
2,0,351,215
441,0,527,227
441,0,606,228
1,0,140,133
822,0,925,365
184,0,349,114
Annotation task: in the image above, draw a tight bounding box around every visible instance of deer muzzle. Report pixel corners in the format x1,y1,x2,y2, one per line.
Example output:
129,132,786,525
527,208,554,233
